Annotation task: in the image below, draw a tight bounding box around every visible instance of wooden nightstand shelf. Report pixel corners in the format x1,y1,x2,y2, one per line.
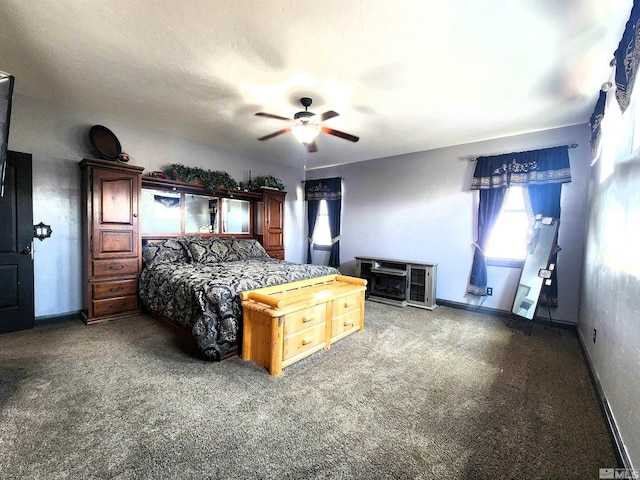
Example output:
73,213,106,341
240,275,367,376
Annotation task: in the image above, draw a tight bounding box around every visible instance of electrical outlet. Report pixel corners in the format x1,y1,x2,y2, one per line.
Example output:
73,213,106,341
593,328,597,344
486,287,493,296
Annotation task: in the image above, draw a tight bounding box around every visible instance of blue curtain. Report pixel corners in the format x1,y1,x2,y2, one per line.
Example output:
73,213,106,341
590,90,607,159
306,200,320,264
468,146,571,298
467,188,506,296
305,177,342,267
527,184,562,307
614,0,640,113
470,146,571,189
326,200,341,268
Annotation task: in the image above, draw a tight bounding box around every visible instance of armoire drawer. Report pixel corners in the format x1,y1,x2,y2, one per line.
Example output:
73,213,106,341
92,295,139,316
268,250,285,260
92,258,139,277
93,279,138,300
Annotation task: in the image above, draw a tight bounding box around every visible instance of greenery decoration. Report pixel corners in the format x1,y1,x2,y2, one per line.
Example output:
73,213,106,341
164,164,239,192
251,174,285,191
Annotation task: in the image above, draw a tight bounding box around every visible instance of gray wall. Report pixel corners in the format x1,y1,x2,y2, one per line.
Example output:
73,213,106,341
306,123,592,324
580,85,640,468
9,93,306,318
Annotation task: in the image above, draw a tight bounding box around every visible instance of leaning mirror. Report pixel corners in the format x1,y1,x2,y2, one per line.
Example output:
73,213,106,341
512,216,559,319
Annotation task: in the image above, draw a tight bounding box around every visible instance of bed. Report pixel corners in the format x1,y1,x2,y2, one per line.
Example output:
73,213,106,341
138,236,339,360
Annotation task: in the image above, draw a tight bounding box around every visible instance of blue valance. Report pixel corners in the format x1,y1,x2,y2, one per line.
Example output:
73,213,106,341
470,146,571,190
304,177,342,201
614,0,640,113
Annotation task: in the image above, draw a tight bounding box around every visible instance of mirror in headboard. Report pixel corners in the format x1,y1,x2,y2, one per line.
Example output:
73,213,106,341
141,176,261,239
511,216,559,319
186,194,218,234
221,198,250,234
141,188,181,234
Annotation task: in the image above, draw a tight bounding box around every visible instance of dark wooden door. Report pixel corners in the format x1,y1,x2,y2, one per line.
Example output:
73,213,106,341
263,190,284,251
91,167,139,259
0,151,34,334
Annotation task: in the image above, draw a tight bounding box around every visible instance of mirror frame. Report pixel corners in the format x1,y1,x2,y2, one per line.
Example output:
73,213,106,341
511,216,559,319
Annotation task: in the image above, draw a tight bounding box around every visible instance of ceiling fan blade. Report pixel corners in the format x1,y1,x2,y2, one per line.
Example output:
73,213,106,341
321,126,359,143
255,112,293,122
258,127,291,141
319,110,339,122
306,140,318,153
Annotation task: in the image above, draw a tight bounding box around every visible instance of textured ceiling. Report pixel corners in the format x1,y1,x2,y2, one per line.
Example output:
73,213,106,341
0,0,632,170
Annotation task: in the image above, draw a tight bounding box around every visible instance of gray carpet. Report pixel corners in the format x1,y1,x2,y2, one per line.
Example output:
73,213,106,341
0,302,616,479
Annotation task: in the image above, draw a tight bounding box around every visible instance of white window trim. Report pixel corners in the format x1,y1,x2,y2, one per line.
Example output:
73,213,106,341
485,186,534,268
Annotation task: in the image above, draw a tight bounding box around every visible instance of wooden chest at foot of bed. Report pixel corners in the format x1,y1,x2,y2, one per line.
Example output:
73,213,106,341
240,274,367,376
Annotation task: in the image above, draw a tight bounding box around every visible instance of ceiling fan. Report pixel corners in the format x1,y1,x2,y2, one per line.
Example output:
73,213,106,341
255,97,359,152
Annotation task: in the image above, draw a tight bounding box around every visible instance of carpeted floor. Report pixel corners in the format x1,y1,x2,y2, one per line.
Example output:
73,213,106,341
0,302,617,479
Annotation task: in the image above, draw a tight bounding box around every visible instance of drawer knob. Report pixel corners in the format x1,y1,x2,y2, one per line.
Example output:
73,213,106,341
302,316,314,323
109,286,124,293
344,301,354,308
344,319,354,327
302,337,313,346
108,264,125,270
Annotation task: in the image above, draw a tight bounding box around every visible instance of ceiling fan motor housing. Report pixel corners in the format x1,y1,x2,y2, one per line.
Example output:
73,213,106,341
294,111,315,120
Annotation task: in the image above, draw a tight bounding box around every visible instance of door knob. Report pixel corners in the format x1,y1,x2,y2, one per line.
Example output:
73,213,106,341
21,246,31,254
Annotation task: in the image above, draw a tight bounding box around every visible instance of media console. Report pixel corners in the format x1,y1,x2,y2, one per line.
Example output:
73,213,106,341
355,256,437,310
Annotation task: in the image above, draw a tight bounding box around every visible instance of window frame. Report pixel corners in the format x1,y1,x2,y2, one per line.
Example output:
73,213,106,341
485,186,531,268
312,199,333,248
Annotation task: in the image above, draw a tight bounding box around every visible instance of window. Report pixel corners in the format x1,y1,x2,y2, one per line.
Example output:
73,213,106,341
484,186,530,264
312,200,332,247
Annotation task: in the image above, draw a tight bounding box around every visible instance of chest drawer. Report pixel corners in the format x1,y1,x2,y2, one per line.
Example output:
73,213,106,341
331,309,362,339
283,304,327,336
93,279,138,300
282,323,326,361
92,258,139,277
92,295,138,316
332,292,362,317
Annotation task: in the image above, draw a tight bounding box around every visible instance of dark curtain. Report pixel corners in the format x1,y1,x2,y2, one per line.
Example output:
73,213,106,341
305,177,342,267
467,188,506,295
306,200,320,264
468,145,571,298
527,184,562,307
614,0,640,113
470,146,571,189
326,200,341,268
590,90,607,159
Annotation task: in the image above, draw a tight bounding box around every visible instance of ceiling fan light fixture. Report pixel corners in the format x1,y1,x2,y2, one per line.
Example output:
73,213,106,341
291,122,320,144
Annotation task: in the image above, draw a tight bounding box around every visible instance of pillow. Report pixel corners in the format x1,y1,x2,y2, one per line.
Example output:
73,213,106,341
187,237,241,263
142,238,190,267
231,238,269,260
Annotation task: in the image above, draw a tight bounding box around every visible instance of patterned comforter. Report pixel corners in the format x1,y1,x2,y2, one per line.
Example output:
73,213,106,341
139,258,338,359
